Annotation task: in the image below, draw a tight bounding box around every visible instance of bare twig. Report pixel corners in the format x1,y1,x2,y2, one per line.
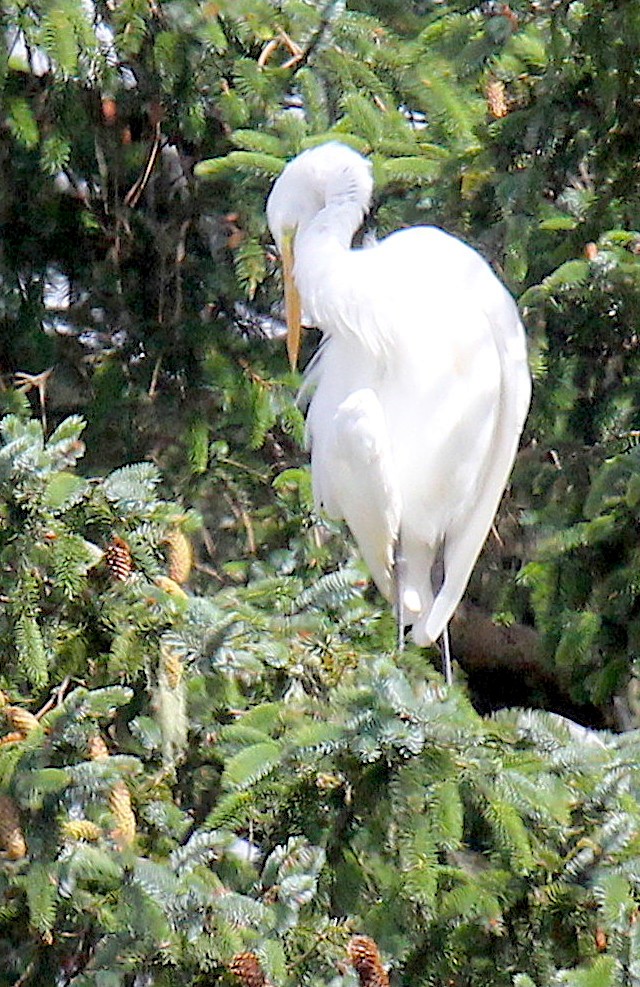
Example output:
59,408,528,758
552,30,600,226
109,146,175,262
148,352,163,398
289,0,345,73
14,368,53,432
124,122,163,209
223,489,257,555
194,560,226,583
258,31,303,69
490,522,504,547
12,961,36,987
260,0,345,79
173,218,190,325
35,676,71,720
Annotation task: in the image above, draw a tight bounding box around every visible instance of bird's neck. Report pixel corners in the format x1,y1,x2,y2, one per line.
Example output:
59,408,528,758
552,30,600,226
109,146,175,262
304,196,365,250
293,200,363,324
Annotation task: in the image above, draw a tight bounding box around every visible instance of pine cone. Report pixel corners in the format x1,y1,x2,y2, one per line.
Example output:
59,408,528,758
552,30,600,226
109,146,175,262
165,528,193,584
87,734,109,760
161,644,183,690
500,3,519,28
109,780,136,846
229,952,268,987
154,575,188,600
5,706,40,735
0,795,27,859
486,78,507,119
102,96,117,124
0,731,27,747
62,819,102,841
347,936,389,987
104,536,133,581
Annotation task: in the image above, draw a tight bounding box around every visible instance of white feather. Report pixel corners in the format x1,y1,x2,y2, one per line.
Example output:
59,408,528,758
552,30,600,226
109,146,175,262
267,142,531,646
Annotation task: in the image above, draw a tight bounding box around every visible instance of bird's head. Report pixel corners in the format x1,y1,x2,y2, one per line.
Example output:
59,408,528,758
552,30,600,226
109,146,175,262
266,142,373,368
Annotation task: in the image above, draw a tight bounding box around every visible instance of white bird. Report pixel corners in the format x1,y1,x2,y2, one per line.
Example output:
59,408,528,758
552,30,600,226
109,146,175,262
266,142,531,681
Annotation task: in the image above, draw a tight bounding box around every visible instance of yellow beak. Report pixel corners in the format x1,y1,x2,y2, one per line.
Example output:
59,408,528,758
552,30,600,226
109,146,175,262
281,228,302,370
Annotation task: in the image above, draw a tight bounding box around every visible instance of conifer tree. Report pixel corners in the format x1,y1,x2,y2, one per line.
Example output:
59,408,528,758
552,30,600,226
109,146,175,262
4,2,640,985
1,405,640,986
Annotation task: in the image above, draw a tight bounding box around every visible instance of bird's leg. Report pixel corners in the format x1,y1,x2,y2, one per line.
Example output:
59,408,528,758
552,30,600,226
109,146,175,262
439,625,453,686
393,537,406,652
431,540,452,684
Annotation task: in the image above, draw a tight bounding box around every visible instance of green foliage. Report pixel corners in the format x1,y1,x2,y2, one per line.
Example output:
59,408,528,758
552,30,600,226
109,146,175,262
0,411,639,986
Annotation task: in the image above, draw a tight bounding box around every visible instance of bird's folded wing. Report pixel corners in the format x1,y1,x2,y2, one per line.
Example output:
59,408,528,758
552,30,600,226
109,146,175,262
419,301,531,645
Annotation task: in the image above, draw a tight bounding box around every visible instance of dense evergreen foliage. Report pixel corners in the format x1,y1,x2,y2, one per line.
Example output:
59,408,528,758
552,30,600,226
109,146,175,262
2,409,640,987
3,1,640,985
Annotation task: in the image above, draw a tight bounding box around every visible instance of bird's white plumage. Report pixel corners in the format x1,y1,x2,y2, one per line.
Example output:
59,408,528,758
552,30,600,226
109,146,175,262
267,142,531,646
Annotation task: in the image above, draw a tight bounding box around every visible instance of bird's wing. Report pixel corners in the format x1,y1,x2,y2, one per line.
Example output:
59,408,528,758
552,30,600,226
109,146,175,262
415,290,531,645
353,228,531,646
308,385,401,600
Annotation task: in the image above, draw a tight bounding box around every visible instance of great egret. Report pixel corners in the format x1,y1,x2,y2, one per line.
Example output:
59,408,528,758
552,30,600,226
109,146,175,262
266,142,531,681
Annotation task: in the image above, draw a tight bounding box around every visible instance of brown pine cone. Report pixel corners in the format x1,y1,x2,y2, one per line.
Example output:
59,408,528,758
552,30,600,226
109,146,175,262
5,706,40,734
347,936,389,987
104,536,133,581
0,731,27,746
229,952,268,987
486,78,507,119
